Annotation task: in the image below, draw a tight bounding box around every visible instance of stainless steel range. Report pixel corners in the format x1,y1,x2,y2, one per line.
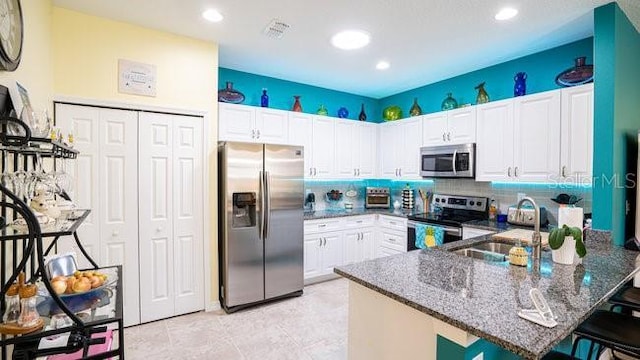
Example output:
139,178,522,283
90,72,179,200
407,194,488,250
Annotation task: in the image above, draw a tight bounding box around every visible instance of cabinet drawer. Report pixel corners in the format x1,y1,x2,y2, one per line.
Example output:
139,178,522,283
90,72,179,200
378,215,407,231
378,246,404,258
304,219,343,234
344,215,375,228
378,230,407,252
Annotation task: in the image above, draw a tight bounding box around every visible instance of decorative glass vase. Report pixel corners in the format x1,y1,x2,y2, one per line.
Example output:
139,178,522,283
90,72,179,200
514,72,527,97
475,82,489,104
409,98,422,116
337,107,349,119
358,103,367,121
260,88,269,107
316,104,328,116
441,93,458,111
218,82,245,104
292,96,302,112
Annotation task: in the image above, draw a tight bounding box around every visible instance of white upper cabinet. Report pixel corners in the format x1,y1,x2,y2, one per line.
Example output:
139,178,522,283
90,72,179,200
311,116,336,178
476,99,515,182
255,108,289,143
219,103,288,144
378,118,423,179
476,90,564,183
422,107,476,146
335,119,378,178
513,90,561,182
288,114,336,179
560,83,593,185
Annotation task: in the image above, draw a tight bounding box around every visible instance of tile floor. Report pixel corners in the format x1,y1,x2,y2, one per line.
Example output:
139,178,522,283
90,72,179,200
124,278,349,359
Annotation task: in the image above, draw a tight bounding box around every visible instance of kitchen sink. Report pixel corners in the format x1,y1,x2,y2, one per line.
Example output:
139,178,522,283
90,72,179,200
469,241,513,255
452,248,509,262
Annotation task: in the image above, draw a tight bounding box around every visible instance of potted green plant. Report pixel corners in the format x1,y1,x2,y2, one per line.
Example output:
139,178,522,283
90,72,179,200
549,225,586,265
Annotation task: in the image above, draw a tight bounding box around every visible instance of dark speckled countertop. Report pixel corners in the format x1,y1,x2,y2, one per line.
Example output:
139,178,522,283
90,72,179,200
303,208,414,220
335,233,640,359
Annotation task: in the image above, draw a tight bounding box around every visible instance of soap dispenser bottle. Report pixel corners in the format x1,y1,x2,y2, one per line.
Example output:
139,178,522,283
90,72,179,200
489,199,498,220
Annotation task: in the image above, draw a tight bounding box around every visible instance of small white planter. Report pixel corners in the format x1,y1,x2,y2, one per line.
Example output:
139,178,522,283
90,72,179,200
552,236,577,265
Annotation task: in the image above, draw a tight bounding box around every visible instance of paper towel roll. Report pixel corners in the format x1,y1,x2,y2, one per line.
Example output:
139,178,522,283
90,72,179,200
558,207,583,228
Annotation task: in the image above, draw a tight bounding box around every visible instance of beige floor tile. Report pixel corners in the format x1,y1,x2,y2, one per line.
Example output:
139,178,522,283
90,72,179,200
124,278,348,360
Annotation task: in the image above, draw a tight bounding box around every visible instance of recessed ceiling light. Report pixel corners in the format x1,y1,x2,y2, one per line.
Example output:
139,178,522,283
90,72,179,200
495,7,518,21
376,61,390,70
202,9,224,23
331,30,370,50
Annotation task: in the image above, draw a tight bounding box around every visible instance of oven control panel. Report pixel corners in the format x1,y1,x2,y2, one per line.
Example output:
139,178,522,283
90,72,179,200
432,194,488,212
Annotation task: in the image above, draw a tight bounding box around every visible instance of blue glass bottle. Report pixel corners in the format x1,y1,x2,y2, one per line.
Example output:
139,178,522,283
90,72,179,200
260,88,269,107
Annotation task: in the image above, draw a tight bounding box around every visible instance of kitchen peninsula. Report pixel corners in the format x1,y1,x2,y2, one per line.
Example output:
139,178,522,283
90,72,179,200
335,232,640,359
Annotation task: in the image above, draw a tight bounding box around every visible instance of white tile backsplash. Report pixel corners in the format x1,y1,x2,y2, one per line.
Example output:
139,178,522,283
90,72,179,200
305,178,592,225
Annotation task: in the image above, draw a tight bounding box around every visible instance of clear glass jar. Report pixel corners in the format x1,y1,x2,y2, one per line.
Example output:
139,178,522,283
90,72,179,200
3,294,20,323
18,296,39,327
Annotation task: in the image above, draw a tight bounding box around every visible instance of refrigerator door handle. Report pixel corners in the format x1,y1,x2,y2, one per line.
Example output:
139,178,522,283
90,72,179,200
264,170,271,239
259,170,266,240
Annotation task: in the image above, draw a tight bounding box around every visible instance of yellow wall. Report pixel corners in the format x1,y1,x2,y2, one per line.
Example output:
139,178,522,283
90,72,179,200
0,0,54,114
52,7,220,303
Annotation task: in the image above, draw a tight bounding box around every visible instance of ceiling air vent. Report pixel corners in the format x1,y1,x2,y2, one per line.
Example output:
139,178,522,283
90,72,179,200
263,19,290,39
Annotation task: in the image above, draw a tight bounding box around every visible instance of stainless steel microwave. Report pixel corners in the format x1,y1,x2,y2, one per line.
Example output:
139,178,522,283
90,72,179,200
420,143,475,178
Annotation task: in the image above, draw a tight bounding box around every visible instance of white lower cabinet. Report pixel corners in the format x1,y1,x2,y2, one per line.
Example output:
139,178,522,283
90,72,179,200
56,103,205,326
304,215,404,282
376,215,408,257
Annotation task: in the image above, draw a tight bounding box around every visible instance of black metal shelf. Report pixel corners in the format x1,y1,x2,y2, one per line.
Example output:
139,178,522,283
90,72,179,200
0,137,123,359
1,209,90,241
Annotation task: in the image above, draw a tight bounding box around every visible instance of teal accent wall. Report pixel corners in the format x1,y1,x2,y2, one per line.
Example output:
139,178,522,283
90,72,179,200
379,38,593,116
218,68,381,122
592,2,640,245
436,336,520,360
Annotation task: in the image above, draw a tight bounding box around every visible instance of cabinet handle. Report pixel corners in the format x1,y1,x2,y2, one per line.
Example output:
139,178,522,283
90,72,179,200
357,169,360,176
256,129,261,139
507,167,512,177
323,238,327,246
251,129,256,139
514,167,519,177
319,224,326,228
354,169,357,176
112,231,119,237
399,168,402,177
309,168,313,176
447,132,451,141
313,168,317,176
561,166,566,177
442,133,446,141
318,238,322,247
388,237,396,242
390,221,397,225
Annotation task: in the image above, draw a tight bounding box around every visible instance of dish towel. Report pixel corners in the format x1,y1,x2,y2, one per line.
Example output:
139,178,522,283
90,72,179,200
415,224,444,249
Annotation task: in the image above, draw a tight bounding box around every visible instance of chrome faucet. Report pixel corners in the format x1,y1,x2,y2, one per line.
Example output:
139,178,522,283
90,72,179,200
516,197,542,261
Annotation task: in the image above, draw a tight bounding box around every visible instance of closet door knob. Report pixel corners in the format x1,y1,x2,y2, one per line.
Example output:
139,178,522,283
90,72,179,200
112,231,119,237
156,227,163,233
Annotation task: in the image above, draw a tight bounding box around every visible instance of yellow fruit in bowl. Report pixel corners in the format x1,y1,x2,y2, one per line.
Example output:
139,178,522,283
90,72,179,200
72,277,91,293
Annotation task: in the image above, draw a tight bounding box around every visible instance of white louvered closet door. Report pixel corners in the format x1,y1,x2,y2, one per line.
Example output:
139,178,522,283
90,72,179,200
55,104,140,326
138,112,204,322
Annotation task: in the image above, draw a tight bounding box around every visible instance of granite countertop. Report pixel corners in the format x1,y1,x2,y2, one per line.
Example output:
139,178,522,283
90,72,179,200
463,219,551,233
303,208,414,220
335,232,640,359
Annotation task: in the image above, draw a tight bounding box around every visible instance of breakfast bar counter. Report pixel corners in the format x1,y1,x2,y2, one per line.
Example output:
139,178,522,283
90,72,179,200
335,230,640,359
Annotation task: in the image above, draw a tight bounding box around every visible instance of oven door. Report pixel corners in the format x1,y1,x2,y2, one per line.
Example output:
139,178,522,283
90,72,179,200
366,195,390,209
420,144,475,178
407,220,462,251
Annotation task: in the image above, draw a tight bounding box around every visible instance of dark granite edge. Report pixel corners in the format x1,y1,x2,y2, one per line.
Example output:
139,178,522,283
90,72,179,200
335,237,640,359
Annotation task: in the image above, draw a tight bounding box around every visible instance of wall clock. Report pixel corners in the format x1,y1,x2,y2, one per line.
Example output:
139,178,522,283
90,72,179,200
0,0,22,71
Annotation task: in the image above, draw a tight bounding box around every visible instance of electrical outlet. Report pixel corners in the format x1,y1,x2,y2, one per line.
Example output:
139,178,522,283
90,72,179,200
472,353,483,360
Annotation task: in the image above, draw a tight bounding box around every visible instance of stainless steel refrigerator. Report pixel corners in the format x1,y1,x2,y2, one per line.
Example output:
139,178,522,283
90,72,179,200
218,141,304,312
